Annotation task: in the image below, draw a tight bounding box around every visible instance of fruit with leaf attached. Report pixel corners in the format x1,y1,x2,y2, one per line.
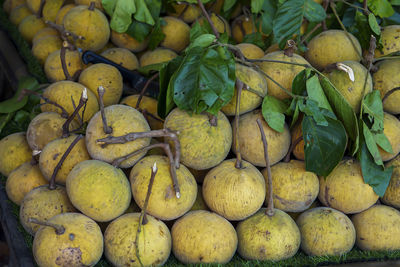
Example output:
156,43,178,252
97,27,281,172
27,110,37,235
110,30,149,52
101,47,139,70
18,15,46,43
104,213,171,267
78,63,123,106
9,4,32,25
236,208,300,261
375,25,400,58
323,60,372,114
233,109,291,167
171,210,237,264
202,159,266,220
379,112,400,161
164,108,232,170
161,16,191,52
6,162,47,205
382,154,400,208
44,49,84,82
168,2,201,23
140,47,178,67
66,160,131,222
85,104,151,168
305,30,362,70
235,43,264,60
0,132,32,176
373,59,400,114
130,155,197,220
32,212,103,267
262,160,319,212
32,35,62,65
351,205,400,251
296,207,355,256
318,159,379,214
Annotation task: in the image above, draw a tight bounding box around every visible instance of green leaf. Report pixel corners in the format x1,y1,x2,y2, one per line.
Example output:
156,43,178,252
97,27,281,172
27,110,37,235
374,132,393,153
190,21,212,41
188,34,216,50
320,77,359,155
259,0,276,35
102,0,117,16
303,115,348,177
251,0,264,13
292,68,312,96
138,62,168,75
358,138,393,197
368,0,395,18
223,0,237,11
134,0,155,25
261,95,289,133
0,113,14,134
147,18,166,50
299,99,328,126
363,122,384,166
125,21,152,42
391,0,400,5
368,13,381,35
0,76,39,114
306,74,333,112
242,32,266,50
362,90,384,132
171,46,236,115
109,0,137,33
304,0,326,22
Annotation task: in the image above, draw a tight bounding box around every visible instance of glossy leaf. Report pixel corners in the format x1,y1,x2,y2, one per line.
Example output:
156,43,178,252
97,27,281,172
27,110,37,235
125,21,152,42
262,95,288,133
292,68,312,96
147,18,166,50
362,90,384,133
251,0,264,13
363,122,384,166
259,0,276,35
368,13,381,35
368,0,395,18
306,74,333,112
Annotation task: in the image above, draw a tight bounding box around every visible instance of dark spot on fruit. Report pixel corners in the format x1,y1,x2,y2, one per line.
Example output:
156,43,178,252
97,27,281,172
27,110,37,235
69,233,75,241
53,153,60,160
130,259,135,262
199,256,203,261
55,247,87,266
360,237,365,240
259,247,266,254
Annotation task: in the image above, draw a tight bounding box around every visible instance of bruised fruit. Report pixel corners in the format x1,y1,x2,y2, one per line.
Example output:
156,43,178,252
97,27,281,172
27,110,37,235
140,48,177,67
0,132,32,176
305,30,362,70
6,162,47,205
202,159,266,220
379,113,400,161
319,159,379,214
101,47,139,70
33,212,103,267
18,15,46,43
104,213,171,267
382,155,400,208
164,108,232,170
44,49,84,82
172,210,237,264
352,205,400,251
375,25,400,58
233,110,291,167
66,160,131,222
86,104,151,168
296,207,355,256
130,155,197,220
110,30,148,52
161,16,190,52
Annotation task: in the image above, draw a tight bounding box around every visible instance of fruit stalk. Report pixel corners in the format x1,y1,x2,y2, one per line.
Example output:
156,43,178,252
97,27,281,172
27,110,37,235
256,118,274,216
197,0,220,39
60,45,73,81
20,89,69,118
62,88,88,137
135,73,159,110
97,86,113,134
383,87,400,103
36,0,45,18
284,136,303,162
28,218,65,235
234,79,243,169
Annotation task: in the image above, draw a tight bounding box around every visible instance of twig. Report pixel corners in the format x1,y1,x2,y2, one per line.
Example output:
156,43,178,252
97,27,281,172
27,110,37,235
256,118,274,217
234,80,243,169
49,135,83,190
88,1,95,11
362,0,369,15
97,86,112,134
28,218,65,235
60,46,72,80
46,21,84,43
299,23,322,45
36,0,45,18
284,40,297,57
62,89,88,137
322,0,329,31
138,108,165,123
197,0,220,39
284,136,303,162
382,87,400,103
71,96,83,125
20,89,69,118
135,73,159,109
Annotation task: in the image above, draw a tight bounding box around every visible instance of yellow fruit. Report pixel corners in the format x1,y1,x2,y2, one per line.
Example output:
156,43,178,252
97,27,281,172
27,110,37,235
9,4,32,25
66,160,131,222
202,159,265,220
352,205,400,251
41,81,99,122
235,43,264,60
33,212,103,267
382,155,400,208
221,63,268,116
19,185,76,235
373,59,400,114
42,0,64,22
55,3,75,25
140,48,177,67
111,30,149,53
3,0,26,14
161,16,190,52
18,15,46,43
39,135,90,185
258,51,309,100
26,0,40,13
78,63,123,106
63,5,110,51
32,35,62,65
172,210,237,264
0,132,32,176
323,60,372,113
104,213,171,266
101,47,139,70
262,160,319,212
168,3,201,23
75,0,103,10
233,110,291,167
85,104,151,168
375,25,400,58
231,15,257,43
306,30,362,70
130,155,197,220
164,108,232,170
6,162,47,205
379,113,400,161
196,13,231,36
32,27,59,44
190,186,208,211
319,159,379,214
291,117,305,160
297,207,355,256
237,208,300,261
44,49,84,82
120,94,163,130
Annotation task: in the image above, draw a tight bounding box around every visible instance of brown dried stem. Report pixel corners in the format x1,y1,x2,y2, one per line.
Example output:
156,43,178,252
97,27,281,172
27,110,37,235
45,21,84,43
234,80,243,169
98,128,181,169
135,73,159,109
322,0,329,31
60,45,72,81
20,89,69,118
88,1,96,11
36,0,45,18
112,143,181,199
284,40,297,57
97,86,112,134
299,23,322,45
360,35,376,116
30,150,41,165
284,136,303,163
383,87,400,103
71,96,83,125
29,218,65,235
139,109,165,123
197,0,220,39
49,135,83,190
62,89,88,137
208,114,218,127
256,118,274,217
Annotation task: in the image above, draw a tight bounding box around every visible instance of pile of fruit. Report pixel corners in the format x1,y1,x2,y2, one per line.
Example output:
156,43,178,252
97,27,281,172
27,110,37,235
1,0,400,266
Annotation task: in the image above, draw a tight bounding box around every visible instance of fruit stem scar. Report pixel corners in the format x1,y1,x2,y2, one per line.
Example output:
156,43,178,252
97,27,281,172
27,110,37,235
29,217,65,235
97,86,113,134
234,79,243,169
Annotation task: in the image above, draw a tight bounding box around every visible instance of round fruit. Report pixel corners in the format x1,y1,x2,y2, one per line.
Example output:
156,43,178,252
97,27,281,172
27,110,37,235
110,30,149,52
161,16,190,52
375,25,400,58
140,48,177,67
231,15,258,43
32,27,59,44
42,0,64,22
101,47,139,70
18,15,46,43
236,43,265,60
9,4,32,25
44,49,84,82
0,132,32,176
379,113,400,161
32,35,62,65
382,155,400,208
168,3,201,23
55,4,76,25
